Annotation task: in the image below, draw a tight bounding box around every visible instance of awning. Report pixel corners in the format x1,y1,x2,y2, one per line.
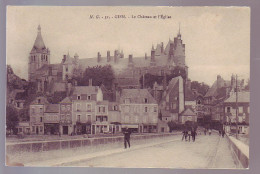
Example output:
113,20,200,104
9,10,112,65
121,124,139,128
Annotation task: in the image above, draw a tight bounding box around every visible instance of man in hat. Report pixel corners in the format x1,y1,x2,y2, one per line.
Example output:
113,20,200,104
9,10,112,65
123,126,132,149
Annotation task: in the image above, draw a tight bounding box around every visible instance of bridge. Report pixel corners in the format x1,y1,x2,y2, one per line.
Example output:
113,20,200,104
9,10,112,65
6,131,248,168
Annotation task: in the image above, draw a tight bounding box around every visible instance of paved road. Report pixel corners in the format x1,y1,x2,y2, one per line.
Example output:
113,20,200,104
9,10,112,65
70,132,237,168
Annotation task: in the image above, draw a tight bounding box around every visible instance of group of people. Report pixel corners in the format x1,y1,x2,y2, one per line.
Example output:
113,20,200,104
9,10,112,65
204,128,212,135
182,129,197,142
219,129,225,138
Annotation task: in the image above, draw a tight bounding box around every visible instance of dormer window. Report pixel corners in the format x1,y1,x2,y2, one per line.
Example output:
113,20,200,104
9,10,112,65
144,98,148,103
77,95,81,100
38,99,41,104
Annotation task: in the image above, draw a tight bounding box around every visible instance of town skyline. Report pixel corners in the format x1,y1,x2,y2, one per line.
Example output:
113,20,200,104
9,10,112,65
7,6,250,86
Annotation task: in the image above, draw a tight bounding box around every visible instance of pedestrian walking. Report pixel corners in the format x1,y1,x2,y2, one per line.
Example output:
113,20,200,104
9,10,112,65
182,130,186,141
204,128,207,135
188,130,192,142
191,130,197,142
208,129,212,136
222,129,225,138
219,130,221,136
123,127,131,149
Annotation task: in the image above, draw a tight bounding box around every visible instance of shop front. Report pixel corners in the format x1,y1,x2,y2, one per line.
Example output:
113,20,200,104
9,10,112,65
141,124,158,133
44,123,59,135
121,124,139,133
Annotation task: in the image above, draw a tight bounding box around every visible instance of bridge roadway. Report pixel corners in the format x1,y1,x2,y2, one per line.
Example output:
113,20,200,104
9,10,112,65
62,131,237,168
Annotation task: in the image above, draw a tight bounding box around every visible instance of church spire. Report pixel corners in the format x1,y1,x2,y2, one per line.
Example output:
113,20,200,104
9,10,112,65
38,24,41,33
32,25,46,52
178,22,181,39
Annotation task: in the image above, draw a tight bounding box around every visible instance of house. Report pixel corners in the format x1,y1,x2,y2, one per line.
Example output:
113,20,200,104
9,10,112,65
179,107,197,124
59,97,73,135
16,122,30,134
29,96,49,134
44,104,60,135
204,75,232,127
223,91,250,134
108,102,121,133
92,100,109,134
159,76,185,123
71,85,103,134
119,89,158,133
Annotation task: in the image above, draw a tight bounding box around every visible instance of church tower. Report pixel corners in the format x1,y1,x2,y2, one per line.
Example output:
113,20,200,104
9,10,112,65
28,25,50,81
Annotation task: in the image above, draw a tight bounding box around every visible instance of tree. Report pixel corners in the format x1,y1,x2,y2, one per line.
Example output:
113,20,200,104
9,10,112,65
139,73,163,89
191,81,209,96
6,106,19,134
75,65,115,90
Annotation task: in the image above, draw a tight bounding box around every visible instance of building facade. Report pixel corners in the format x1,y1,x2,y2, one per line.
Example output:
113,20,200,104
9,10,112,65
59,97,73,135
119,89,158,133
29,96,49,135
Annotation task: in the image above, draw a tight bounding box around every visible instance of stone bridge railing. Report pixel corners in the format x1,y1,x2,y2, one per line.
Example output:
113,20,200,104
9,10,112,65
226,135,249,168
6,133,179,155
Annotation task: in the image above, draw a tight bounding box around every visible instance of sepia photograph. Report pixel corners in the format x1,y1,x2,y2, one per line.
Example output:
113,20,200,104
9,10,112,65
5,6,250,168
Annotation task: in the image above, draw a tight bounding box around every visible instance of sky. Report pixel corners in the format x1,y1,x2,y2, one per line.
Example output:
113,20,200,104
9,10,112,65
6,6,250,86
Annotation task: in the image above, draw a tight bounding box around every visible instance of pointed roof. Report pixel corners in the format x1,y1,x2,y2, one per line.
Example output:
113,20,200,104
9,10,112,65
32,25,46,52
181,107,196,116
155,44,162,55
60,96,72,103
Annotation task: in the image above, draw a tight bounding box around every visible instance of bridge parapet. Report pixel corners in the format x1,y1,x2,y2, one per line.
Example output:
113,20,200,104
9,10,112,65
226,135,249,168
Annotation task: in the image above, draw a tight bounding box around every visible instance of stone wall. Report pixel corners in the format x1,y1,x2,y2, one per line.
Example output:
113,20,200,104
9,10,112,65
226,135,249,168
6,133,176,155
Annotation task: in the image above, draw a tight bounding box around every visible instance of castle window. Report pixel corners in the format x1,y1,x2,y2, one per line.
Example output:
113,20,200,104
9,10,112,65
46,57,48,61
144,98,148,103
144,107,148,113
77,95,81,100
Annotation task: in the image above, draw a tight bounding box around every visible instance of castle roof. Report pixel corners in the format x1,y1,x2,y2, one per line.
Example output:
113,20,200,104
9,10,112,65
31,25,46,52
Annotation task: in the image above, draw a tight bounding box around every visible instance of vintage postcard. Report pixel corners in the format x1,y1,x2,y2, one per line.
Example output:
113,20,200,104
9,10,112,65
6,6,249,168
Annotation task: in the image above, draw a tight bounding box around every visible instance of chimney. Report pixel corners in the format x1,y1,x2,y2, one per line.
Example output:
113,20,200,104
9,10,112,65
128,54,134,68
62,55,66,63
89,79,92,86
114,50,118,63
97,52,101,62
107,51,110,62
161,42,164,53
150,46,156,66
129,54,133,63
120,50,124,58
